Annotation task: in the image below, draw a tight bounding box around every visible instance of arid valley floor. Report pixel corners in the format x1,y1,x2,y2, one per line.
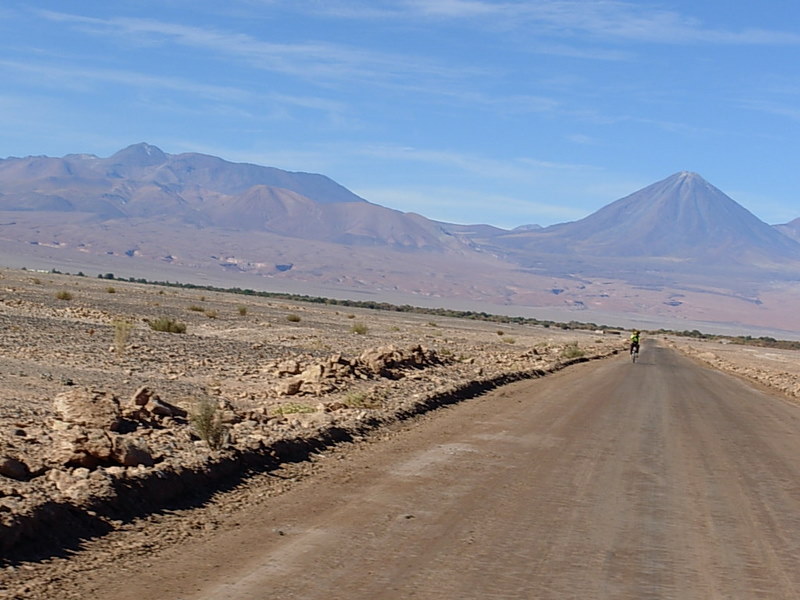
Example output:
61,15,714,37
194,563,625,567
2,267,800,598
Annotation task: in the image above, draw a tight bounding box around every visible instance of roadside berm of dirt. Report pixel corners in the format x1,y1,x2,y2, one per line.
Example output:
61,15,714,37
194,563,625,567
0,268,621,561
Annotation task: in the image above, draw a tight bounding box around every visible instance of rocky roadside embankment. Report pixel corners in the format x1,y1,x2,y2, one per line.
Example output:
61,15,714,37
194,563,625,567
1,342,618,562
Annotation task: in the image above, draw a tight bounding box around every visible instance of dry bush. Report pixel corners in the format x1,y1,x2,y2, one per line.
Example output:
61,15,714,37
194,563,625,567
189,398,227,449
55,290,73,301
350,322,368,335
343,391,383,409
272,402,315,415
113,320,133,356
561,342,584,358
148,317,187,334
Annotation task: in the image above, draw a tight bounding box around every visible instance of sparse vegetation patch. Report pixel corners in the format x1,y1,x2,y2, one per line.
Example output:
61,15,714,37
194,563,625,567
561,342,585,359
148,317,187,333
272,402,316,415
113,320,133,356
189,398,227,450
350,322,368,335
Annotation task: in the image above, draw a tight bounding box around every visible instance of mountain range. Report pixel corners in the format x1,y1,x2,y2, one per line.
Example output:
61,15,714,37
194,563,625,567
1,143,799,335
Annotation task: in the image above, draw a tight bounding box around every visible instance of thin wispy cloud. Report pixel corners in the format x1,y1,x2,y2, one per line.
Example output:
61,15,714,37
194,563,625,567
3,1,799,228
354,144,593,182
740,99,800,122
309,0,800,46
36,10,471,86
0,58,253,102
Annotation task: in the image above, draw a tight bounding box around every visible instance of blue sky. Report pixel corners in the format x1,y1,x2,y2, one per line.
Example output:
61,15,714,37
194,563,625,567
1,1,799,228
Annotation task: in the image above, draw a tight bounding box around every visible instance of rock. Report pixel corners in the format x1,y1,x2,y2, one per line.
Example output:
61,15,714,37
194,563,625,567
0,457,30,481
276,359,302,376
298,364,326,383
111,435,155,467
131,386,154,406
72,467,91,479
53,389,122,431
358,345,401,374
275,378,303,396
52,428,114,469
150,397,188,419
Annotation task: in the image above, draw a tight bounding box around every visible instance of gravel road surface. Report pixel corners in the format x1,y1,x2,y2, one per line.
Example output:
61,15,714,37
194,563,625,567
10,344,800,599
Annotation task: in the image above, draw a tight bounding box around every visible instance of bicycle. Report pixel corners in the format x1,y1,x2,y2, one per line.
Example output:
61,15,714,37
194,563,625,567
630,343,639,363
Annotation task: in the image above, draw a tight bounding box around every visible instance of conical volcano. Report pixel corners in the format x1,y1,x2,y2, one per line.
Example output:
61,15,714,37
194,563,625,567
499,172,800,264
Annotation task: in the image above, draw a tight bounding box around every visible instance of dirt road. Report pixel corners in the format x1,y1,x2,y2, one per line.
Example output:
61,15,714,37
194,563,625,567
11,344,800,599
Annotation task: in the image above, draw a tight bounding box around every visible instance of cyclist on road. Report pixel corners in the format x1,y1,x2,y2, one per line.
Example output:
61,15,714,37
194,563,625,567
630,330,641,356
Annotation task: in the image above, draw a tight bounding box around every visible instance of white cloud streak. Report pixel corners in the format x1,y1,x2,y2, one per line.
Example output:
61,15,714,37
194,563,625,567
35,10,471,86
300,0,800,46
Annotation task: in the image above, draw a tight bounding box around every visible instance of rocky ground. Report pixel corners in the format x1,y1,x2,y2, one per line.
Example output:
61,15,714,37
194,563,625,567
0,267,624,565
669,337,800,403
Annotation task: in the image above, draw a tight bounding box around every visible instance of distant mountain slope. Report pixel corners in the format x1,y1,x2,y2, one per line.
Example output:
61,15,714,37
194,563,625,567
0,143,466,251
489,172,800,265
4,146,800,333
775,217,800,242
0,142,367,207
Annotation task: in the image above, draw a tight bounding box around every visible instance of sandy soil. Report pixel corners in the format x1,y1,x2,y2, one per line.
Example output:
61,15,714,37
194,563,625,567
5,343,800,599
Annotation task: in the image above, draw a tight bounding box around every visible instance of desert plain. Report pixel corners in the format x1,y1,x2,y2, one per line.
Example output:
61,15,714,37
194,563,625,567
1,266,800,598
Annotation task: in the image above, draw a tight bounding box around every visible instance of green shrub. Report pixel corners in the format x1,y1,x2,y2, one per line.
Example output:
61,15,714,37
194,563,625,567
237,306,248,316
287,313,301,322
189,398,227,449
148,317,187,333
106,286,116,294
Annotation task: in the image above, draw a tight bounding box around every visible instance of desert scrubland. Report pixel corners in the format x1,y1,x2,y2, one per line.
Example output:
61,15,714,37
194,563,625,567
0,267,624,561
3,267,800,599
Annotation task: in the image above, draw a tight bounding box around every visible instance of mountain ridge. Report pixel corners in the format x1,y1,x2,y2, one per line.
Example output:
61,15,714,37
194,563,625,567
2,143,800,332
486,171,800,265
